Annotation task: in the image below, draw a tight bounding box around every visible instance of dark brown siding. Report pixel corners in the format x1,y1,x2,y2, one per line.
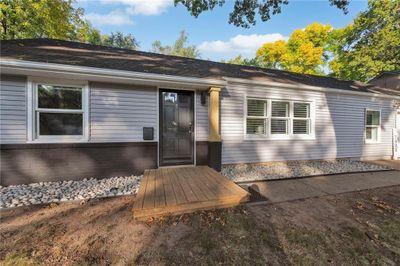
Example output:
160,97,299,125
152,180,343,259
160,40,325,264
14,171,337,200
0,142,157,186
196,141,209,165
208,141,222,172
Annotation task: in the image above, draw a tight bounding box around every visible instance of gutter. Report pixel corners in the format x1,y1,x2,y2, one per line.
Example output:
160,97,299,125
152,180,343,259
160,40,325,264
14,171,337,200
223,77,400,100
1,59,227,88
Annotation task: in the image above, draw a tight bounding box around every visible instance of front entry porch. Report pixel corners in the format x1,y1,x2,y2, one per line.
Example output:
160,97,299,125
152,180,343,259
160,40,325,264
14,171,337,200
132,166,249,219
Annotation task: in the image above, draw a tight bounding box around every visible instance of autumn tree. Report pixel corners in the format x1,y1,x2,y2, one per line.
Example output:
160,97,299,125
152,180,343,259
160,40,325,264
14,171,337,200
151,31,200,58
256,23,332,75
329,0,400,81
175,0,350,28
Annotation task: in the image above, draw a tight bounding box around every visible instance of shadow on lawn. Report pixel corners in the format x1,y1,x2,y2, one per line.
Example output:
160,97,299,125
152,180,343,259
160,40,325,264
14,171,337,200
132,206,291,265
2,185,399,265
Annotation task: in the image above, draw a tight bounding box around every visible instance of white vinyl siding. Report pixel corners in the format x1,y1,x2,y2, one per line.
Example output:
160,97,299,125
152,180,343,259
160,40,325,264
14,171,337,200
0,75,27,143
221,82,396,164
196,91,209,141
90,82,158,142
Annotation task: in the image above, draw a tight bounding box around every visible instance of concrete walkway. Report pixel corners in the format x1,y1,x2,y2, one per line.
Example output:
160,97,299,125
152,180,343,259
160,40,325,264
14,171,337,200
241,170,400,203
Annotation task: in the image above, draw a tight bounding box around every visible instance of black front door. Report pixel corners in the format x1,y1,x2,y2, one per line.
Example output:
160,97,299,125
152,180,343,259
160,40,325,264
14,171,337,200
159,89,194,166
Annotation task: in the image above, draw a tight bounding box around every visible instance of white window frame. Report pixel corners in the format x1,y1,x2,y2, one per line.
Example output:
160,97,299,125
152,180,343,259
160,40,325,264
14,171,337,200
244,96,315,140
27,77,89,143
270,100,291,137
245,99,268,136
292,101,312,135
365,108,381,144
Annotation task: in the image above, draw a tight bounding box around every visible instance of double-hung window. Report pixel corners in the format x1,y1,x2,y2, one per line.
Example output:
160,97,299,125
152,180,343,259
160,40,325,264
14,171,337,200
293,102,311,134
246,99,268,135
246,98,313,139
30,80,89,142
271,101,290,134
365,109,381,143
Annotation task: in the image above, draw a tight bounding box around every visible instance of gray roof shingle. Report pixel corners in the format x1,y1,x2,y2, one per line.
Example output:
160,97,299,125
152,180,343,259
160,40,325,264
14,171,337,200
1,38,398,96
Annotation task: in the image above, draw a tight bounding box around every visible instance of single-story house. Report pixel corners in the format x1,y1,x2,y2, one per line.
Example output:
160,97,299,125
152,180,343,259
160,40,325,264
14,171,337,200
1,39,399,186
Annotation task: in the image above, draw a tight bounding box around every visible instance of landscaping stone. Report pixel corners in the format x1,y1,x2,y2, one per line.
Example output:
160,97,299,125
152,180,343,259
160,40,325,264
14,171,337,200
222,159,392,182
0,175,142,209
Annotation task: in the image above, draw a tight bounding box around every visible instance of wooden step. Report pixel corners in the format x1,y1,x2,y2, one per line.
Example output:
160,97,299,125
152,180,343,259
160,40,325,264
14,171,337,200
132,166,250,220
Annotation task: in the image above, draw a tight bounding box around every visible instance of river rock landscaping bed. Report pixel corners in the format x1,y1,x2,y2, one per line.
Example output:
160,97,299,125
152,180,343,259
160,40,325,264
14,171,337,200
222,159,392,182
0,175,142,209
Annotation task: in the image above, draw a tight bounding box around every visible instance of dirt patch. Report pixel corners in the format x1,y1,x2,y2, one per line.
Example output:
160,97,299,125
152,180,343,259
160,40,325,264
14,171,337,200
1,186,399,265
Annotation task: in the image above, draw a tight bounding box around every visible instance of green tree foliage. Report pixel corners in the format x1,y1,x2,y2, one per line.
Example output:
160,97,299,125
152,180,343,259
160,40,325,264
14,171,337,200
256,23,333,75
151,31,200,58
101,32,139,50
222,55,264,67
0,0,139,50
0,0,86,40
329,0,400,81
175,0,349,28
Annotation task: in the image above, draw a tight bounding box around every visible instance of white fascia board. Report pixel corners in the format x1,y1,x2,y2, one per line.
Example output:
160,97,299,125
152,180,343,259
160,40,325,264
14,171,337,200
224,76,400,100
1,59,226,89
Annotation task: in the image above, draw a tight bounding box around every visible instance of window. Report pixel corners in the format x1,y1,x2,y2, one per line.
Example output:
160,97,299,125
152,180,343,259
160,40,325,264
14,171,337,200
29,80,88,142
245,98,313,139
271,101,289,134
293,103,311,134
246,99,267,135
365,110,380,143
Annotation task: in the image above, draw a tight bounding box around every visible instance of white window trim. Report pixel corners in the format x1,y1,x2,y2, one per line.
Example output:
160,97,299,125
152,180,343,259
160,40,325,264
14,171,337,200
270,100,290,136
292,101,312,136
245,99,268,137
27,77,90,143
244,96,316,140
365,108,381,144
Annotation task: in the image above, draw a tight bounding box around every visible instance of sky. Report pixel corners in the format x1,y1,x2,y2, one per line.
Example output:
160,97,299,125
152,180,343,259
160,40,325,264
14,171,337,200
76,0,369,61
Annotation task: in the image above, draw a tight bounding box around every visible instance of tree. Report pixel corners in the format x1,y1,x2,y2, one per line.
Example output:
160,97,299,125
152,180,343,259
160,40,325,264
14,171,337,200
151,31,200,58
101,32,139,50
256,23,332,75
222,55,264,67
0,0,86,40
175,0,350,28
76,21,102,44
255,40,287,68
329,0,400,82
0,1,140,50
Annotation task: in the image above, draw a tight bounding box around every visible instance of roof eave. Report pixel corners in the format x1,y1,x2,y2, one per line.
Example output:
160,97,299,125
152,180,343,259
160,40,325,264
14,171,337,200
223,76,400,100
1,59,227,90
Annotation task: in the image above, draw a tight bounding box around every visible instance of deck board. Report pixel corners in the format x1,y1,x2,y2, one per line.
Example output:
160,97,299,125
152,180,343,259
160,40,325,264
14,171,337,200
155,169,166,208
163,169,177,206
193,167,232,198
169,168,188,204
174,168,199,202
132,170,149,209
142,169,156,209
133,166,250,219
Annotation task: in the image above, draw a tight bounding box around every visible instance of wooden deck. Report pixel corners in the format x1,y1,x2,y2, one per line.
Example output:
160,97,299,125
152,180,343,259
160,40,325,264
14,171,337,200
132,166,250,219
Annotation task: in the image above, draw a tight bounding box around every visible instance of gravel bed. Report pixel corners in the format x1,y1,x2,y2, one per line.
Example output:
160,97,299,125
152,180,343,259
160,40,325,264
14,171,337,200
222,159,392,182
0,175,142,209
